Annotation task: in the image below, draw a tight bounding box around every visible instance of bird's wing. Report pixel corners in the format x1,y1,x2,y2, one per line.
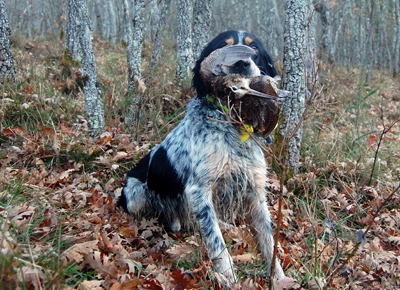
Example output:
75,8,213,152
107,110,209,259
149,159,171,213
214,45,255,67
201,45,255,77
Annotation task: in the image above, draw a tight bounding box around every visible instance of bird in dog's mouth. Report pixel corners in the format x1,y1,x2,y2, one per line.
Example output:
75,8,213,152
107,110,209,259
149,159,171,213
199,44,289,137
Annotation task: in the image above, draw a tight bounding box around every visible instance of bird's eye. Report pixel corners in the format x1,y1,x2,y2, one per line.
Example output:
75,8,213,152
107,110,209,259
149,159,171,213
250,44,258,54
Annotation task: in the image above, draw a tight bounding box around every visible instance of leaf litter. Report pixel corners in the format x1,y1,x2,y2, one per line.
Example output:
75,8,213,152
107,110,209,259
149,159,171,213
1,38,400,289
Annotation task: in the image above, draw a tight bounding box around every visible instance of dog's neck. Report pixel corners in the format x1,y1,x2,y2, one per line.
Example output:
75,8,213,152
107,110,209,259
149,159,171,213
205,94,253,142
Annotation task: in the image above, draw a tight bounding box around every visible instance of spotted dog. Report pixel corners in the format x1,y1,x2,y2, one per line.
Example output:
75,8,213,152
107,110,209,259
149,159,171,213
118,30,285,281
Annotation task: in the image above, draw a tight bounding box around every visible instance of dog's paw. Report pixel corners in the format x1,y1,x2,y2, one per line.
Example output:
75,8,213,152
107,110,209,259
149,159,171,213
170,218,181,232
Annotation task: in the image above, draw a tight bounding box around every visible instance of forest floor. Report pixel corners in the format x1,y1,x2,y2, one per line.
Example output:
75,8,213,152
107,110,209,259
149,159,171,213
1,35,400,290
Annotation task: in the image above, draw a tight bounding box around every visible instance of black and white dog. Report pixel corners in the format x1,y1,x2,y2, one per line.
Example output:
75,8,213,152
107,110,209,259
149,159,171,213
118,30,285,281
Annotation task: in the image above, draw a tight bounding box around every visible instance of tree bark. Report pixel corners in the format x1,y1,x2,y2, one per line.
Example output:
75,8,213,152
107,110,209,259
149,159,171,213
146,0,172,84
264,0,283,62
65,0,88,58
68,0,105,133
274,0,309,178
192,0,212,60
107,0,118,43
0,0,16,83
123,0,145,131
176,0,193,80
313,0,334,63
394,0,400,77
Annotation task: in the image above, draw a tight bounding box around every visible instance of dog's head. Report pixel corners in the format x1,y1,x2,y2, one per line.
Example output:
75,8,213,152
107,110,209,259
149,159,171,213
192,30,278,98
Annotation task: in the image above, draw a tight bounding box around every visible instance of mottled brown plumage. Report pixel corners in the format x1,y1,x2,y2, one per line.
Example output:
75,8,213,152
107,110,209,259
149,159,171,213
240,75,281,137
199,45,282,137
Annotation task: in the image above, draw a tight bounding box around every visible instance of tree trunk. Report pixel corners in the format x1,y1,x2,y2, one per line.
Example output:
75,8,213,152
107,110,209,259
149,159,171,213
274,0,309,178
148,0,159,42
332,1,349,61
394,0,400,77
192,0,212,60
107,0,118,43
94,1,102,34
313,0,334,63
68,0,105,133
146,0,172,84
264,0,283,62
123,0,145,131
65,1,83,59
100,0,110,39
176,0,193,80
0,0,16,83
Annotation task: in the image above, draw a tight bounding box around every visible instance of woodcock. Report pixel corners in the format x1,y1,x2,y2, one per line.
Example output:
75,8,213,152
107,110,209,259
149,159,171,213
199,45,285,137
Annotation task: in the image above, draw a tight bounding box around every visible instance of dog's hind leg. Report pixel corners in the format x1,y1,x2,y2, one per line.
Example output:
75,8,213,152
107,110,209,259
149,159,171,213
186,183,237,282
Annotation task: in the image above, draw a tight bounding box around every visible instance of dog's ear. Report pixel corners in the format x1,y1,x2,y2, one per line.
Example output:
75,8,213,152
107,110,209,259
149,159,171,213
193,31,238,98
192,56,209,98
257,48,279,78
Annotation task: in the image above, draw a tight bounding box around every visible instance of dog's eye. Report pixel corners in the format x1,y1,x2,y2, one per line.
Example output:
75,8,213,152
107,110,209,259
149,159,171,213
232,85,238,91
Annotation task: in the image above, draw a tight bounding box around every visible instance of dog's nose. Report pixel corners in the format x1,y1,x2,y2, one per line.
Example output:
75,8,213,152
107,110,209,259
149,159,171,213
232,60,251,73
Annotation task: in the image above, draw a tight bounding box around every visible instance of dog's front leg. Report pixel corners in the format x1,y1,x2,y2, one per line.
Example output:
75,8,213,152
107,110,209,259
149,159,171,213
186,183,236,282
246,193,285,279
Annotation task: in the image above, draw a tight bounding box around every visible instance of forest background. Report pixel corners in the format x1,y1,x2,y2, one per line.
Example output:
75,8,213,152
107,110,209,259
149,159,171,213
1,0,400,289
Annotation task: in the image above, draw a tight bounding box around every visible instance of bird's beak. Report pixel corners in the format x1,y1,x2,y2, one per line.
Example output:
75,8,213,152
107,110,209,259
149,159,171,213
246,88,280,100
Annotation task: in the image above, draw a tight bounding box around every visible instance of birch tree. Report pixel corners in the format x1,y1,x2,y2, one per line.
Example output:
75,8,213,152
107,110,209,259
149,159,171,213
274,0,309,177
0,0,16,83
176,0,193,80
67,0,105,132
192,0,212,60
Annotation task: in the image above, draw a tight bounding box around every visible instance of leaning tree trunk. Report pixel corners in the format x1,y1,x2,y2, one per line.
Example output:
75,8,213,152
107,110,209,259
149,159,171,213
123,0,144,132
0,0,16,83
274,0,308,179
176,0,193,80
68,0,105,133
192,0,212,60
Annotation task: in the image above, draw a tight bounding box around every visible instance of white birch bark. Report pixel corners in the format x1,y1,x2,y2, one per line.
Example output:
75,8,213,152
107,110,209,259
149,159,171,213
176,0,193,80
0,0,16,83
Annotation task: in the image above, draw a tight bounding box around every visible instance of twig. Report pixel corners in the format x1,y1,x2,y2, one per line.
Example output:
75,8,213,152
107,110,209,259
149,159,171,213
367,118,400,186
